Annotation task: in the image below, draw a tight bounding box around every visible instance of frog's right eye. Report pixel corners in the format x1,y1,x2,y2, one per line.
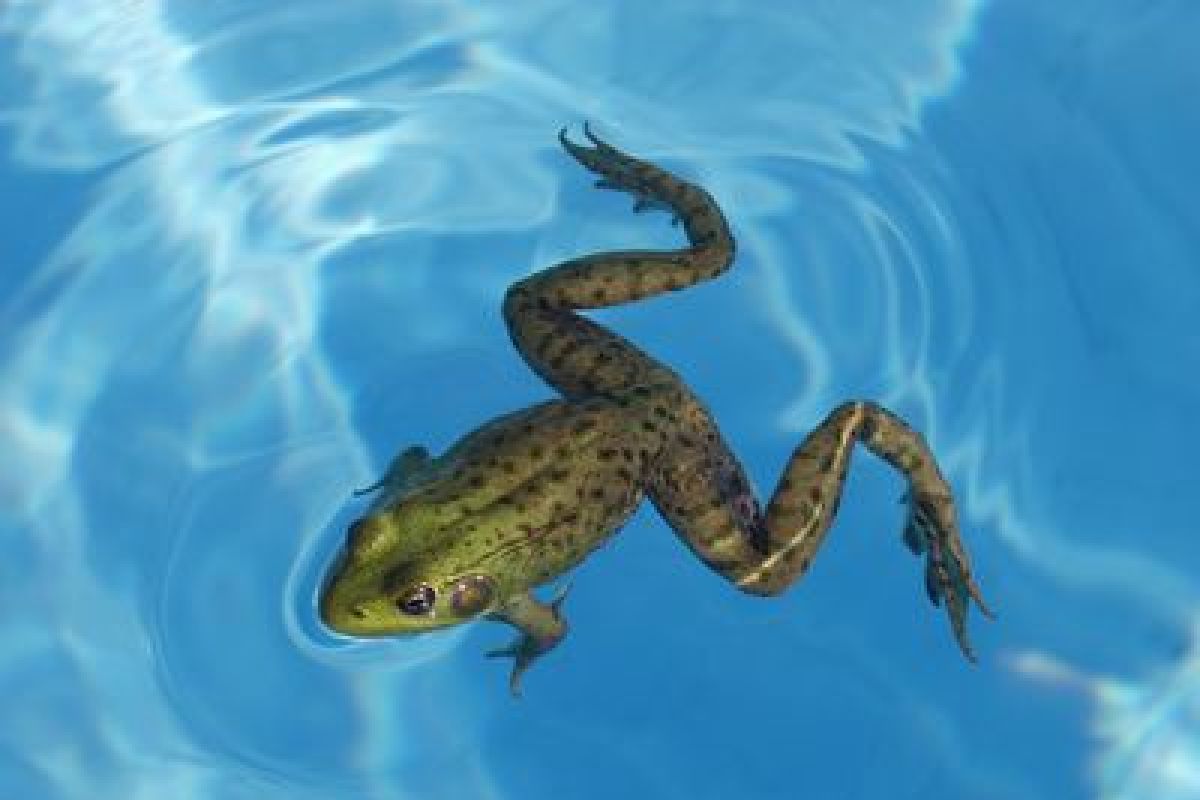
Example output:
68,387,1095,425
397,585,436,616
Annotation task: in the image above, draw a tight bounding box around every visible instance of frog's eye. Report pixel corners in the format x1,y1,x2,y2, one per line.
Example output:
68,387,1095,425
397,585,436,616
450,574,495,616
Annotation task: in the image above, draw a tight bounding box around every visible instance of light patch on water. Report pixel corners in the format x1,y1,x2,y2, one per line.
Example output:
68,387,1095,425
1011,625,1200,800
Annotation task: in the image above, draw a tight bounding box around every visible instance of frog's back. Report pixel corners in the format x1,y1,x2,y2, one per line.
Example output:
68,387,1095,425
402,396,655,589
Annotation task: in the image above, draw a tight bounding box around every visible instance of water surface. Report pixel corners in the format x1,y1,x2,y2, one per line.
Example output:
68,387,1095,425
1,1,1196,798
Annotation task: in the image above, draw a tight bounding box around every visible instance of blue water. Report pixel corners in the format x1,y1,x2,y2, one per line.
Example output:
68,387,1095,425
2,1,1197,798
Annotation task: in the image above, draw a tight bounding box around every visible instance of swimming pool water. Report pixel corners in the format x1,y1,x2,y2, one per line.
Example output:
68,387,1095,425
2,1,1197,798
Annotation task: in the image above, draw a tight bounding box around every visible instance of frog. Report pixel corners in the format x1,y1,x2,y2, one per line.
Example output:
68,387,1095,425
319,124,992,695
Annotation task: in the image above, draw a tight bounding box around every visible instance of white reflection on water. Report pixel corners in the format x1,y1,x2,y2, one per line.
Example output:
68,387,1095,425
1013,626,1200,800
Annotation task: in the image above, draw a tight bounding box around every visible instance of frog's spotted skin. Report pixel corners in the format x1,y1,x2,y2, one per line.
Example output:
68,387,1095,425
320,125,992,695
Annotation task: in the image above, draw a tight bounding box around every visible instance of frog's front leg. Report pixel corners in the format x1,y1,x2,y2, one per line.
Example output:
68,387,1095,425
485,585,570,697
354,445,430,497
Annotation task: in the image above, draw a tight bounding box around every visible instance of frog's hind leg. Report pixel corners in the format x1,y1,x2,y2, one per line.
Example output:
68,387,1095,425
653,400,991,661
502,125,735,399
743,401,992,659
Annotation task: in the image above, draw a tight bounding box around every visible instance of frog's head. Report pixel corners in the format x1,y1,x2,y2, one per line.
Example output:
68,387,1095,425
319,512,499,636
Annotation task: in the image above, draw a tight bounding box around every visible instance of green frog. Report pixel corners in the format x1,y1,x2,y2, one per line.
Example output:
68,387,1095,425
319,125,992,695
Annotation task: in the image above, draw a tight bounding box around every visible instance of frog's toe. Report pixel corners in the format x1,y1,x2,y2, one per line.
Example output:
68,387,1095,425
903,493,993,660
351,479,384,498
581,120,608,150
900,499,926,556
558,124,610,173
560,124,660,205
485,640,529,697
485,636,547,698
632,196,680,222
925,552,977,661
548,580,572,614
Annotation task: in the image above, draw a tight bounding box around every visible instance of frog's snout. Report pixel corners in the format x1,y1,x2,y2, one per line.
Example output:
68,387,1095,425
318,576,371,634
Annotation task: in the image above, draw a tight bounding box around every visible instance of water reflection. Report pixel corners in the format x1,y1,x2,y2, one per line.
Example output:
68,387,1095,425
1013,626,1200,800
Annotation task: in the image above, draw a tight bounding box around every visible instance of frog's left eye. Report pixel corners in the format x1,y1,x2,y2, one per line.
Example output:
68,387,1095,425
397,585,436,616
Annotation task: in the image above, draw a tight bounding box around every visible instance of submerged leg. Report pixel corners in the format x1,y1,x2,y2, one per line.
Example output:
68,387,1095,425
653,401,992,660
485,585,570,697
503,124,735,398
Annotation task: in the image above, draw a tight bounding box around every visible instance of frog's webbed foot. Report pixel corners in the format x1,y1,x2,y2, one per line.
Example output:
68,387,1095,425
901,490,995,661
559,123,681,225
485,584,570,697
353,445,431,501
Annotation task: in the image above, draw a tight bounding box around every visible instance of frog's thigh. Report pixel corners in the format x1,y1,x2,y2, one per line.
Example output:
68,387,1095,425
645,414,768,583
646,401,880,595
652,484,768,584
